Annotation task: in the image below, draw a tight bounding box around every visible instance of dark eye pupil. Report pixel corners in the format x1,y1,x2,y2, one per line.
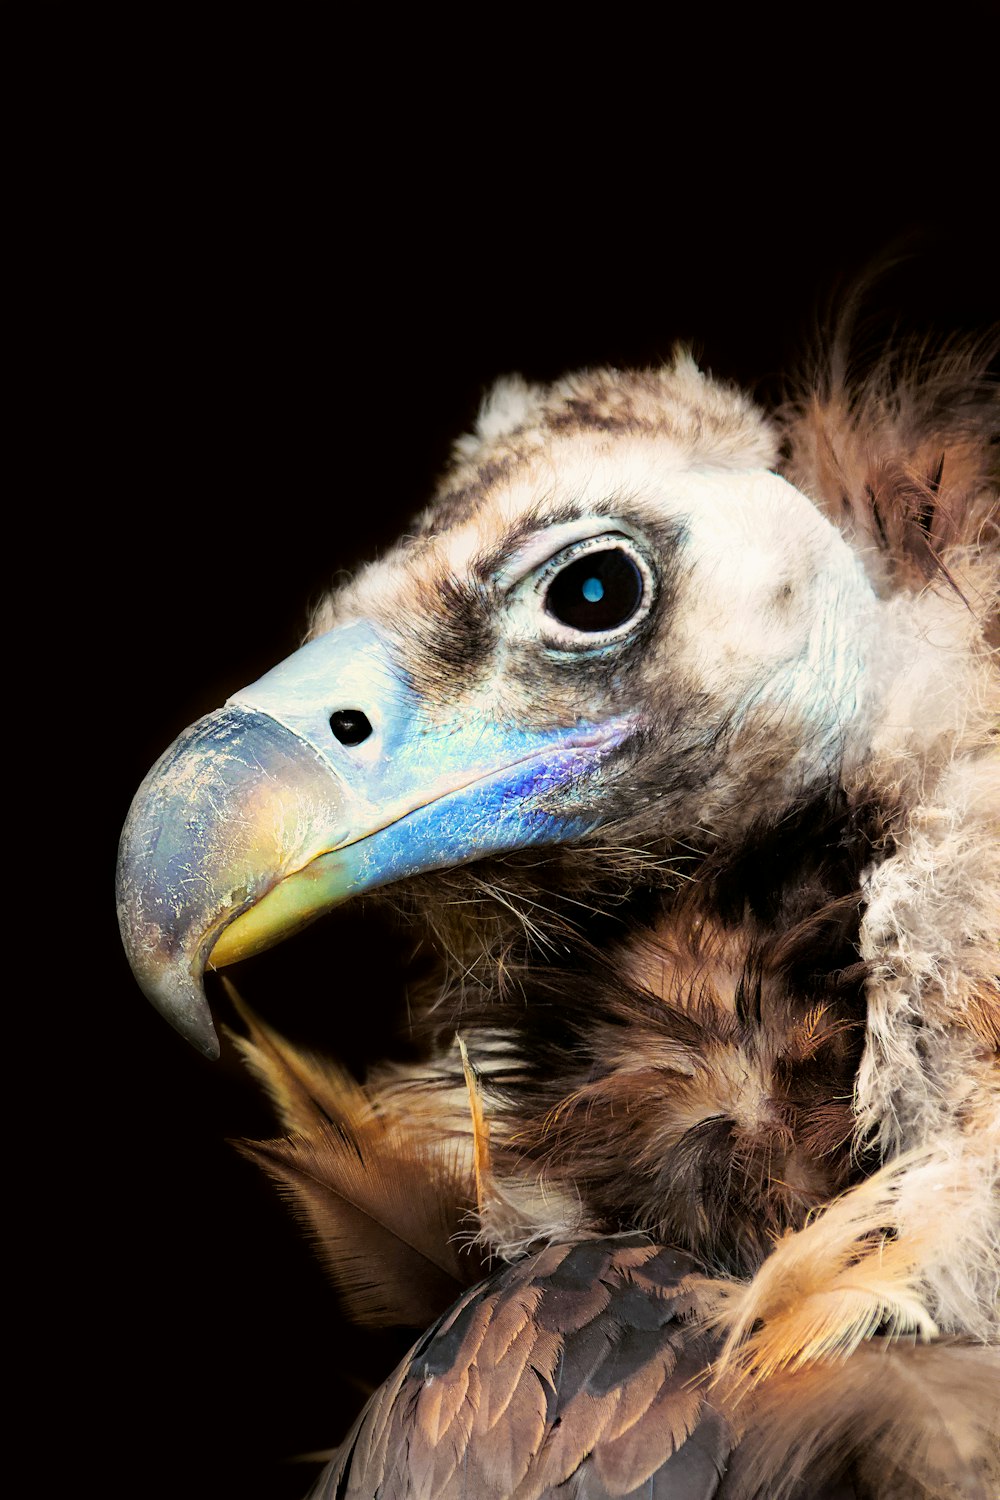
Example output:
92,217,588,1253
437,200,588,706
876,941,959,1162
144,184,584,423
545,548,644,632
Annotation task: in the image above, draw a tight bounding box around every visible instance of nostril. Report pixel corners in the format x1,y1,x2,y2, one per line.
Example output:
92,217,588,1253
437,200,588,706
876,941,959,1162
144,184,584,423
329,709,373,747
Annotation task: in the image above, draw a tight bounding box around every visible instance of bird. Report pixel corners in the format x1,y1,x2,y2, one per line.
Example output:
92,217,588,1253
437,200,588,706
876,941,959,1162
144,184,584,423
117,312,999,1498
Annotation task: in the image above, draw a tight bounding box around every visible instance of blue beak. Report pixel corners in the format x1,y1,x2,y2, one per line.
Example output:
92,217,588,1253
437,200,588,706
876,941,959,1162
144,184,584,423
117,620,634,1056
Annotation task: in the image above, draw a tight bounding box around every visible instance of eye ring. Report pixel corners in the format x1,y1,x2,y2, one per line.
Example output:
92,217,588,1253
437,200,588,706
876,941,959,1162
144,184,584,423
533,533,655,648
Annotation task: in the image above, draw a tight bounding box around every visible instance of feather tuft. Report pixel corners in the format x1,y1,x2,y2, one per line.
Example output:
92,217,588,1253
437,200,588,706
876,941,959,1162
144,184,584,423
695,1152,953,1391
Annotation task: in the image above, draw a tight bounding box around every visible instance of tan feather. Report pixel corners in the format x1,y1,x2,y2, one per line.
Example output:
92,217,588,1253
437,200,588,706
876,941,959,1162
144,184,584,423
695,1153,947,1391
230,998,485,1327
224,979,365,1137
458,1033,490,1218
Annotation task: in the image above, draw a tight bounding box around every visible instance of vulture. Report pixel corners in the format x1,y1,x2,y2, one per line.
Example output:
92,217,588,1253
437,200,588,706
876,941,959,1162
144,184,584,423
117,317,999,1499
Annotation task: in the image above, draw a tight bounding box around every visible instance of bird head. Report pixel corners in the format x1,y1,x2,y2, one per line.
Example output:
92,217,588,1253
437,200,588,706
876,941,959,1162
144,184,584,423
117,355,877,1056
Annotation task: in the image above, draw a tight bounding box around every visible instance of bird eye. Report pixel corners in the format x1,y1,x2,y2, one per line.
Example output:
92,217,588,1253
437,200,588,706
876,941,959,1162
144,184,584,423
544,546,645,634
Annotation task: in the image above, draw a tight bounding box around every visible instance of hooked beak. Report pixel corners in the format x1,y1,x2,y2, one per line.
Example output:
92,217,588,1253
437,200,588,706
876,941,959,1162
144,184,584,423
117,620,633,1057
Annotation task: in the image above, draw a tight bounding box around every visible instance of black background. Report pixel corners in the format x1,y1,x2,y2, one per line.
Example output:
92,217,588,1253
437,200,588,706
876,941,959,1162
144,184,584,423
70,49,995,1500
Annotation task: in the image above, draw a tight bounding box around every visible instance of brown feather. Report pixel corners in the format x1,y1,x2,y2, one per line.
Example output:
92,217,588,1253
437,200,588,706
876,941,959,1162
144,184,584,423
778,321,999,619
719,1342,1000,1500
485,901,870,1280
